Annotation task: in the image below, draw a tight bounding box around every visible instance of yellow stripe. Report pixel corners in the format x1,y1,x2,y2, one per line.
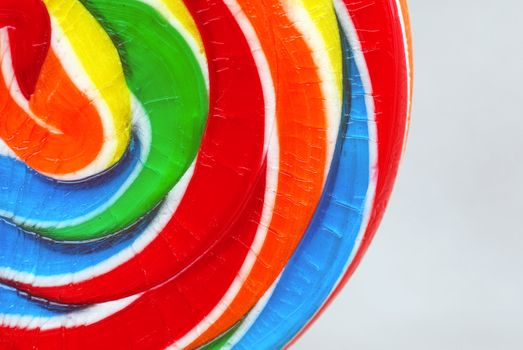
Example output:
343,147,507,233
43,0,131,167
287,0,343,98
161,0,205,54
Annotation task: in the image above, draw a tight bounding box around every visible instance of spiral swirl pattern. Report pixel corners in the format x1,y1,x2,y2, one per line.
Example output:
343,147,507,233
0,0,412,349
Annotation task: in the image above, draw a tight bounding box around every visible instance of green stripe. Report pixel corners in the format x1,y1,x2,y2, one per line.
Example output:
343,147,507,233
198,323,242,350
41,0,208,240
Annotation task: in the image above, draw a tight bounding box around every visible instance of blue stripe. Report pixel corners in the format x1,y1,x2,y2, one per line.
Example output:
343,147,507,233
0,137,155,276
0,135,141,222
0,18,373,333
234,27,371,350
0,284,81,316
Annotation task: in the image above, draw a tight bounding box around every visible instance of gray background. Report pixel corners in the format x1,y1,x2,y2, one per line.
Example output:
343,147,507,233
297,1,523,349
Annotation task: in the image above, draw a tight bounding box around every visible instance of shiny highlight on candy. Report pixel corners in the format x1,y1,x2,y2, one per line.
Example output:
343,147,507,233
0,0,412,349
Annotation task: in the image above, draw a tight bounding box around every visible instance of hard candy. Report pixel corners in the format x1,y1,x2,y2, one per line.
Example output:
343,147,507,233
0,0,412,348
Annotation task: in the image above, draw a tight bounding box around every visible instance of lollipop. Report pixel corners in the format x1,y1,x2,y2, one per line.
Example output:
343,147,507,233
0,0,412,349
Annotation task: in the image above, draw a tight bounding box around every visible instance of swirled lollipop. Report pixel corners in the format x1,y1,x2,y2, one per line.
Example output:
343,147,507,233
0,0,412,349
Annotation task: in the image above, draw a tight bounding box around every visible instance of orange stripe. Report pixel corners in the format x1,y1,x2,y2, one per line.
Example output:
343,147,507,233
188,1,330,347
398,0,414,147
0,49,104,175
399,0,413,100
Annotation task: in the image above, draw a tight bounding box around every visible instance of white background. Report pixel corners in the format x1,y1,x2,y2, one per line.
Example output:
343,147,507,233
297,0,523,349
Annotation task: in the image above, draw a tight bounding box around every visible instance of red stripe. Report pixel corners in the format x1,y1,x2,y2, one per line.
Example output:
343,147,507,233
0,2,269,347
11,0,266,304
1,165,266,350
287,0,411,346
0,0,50,99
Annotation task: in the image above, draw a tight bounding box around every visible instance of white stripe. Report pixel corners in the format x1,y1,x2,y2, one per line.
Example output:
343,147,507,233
395,0,413,153
220,278,280,350
0,158,194,288
0,292,140,330
0,17,130,182
284,0,380,344
0,30,62,134
138,0,210,89
0,95,151,230
0,0,209,310
168,1,279,348
0,96,197,287
282,0,343,182
331,0,377,300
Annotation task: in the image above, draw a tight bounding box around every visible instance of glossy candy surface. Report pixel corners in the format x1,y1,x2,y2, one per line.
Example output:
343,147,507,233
0,0,412,349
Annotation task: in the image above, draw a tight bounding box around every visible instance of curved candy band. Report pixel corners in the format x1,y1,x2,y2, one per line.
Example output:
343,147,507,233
0,0,412,349
0,0,267,304
0,0,131,181
0,0,208,241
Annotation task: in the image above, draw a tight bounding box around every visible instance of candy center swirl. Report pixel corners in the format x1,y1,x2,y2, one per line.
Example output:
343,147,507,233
0,0,208,241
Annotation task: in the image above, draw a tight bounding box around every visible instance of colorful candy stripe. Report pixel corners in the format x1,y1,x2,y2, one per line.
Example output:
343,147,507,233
286,0,413,347
224,23,370,350
0,0,411,349
179,1,343,347
0,0,131,181
202,1,412,347
0,0,50,99
0,0,265,305
0,0,208,242
292,0,413,340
